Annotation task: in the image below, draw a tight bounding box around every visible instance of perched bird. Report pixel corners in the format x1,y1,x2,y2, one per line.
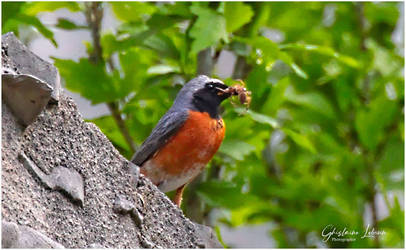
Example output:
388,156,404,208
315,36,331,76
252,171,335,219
131,75,232,206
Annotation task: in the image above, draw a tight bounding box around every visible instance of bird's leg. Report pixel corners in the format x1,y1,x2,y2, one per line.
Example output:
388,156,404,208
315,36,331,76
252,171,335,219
173,184,186,207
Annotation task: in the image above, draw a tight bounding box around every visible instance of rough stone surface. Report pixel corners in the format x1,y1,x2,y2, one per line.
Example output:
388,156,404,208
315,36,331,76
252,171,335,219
113,195,135,214
2,33,222,249
2,32,60,102
2,73,53,126
2,94,222,248
19,152,85,205
194,224,223,248
2,221,19,248
2,32,58,126
2,221,64,248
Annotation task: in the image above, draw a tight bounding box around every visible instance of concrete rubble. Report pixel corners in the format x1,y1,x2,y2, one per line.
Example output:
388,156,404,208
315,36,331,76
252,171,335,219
1,32,222,248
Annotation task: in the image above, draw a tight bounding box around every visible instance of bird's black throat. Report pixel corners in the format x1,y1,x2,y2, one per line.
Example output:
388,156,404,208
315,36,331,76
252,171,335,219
192,96,222,119
190,85,231,119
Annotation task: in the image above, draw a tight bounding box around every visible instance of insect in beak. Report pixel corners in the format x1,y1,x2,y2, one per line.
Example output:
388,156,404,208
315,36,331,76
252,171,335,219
216,80,252,109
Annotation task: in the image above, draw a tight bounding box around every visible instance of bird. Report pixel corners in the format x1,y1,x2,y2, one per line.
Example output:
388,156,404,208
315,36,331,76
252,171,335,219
131,75,233,207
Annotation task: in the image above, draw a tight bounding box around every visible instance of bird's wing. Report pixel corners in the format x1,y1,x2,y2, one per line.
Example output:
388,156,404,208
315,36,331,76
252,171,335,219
131,109,189,166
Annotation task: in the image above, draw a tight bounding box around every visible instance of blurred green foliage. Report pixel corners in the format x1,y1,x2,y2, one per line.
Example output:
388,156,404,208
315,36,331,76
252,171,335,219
3,2,404,248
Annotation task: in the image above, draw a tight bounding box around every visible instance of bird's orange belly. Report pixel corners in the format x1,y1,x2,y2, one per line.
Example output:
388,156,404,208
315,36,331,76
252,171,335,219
141,111,225,192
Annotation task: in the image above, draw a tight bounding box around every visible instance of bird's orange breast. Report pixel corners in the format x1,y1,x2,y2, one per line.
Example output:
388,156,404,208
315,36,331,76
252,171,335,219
154,110,225,174
141,110,225,191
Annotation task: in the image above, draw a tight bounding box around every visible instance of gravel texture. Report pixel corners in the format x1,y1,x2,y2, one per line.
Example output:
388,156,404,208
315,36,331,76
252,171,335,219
2,33,221,248
3,95,222,248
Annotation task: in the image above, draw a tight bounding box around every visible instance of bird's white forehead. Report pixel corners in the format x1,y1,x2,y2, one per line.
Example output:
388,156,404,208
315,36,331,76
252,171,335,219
208,78,224,85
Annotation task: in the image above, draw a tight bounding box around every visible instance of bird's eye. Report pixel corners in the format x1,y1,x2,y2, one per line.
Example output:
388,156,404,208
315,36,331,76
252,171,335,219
207,83,214,89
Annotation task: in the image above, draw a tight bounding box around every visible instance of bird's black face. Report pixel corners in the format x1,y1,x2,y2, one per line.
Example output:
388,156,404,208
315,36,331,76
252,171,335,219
172,75,232,118
195,80,230,102
192,78,231,118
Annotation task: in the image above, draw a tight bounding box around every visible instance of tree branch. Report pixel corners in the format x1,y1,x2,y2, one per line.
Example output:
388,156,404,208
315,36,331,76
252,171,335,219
355,3,380,247
197,48,214,76
85,2,136,154
232,56,251,79
106,101,137,153
85,2,103,64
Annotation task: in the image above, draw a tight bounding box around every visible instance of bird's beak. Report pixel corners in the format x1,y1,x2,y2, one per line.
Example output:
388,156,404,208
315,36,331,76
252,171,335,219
215,82,230,94
215,82,233,98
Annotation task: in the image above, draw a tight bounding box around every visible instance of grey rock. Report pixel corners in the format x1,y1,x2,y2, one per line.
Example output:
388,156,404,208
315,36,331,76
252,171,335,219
139,235,159,249
50,166,84,205
2,221,19,248
3,94,222,248
2,33,222,248
19,153,84,205
1,32,59,126
88,242,104,248
194,223,223,248
129,162,140,187
2,221,64,248
2,32,60,103
2,73,53,126
131,208,144,228
113,195,135,214
113,195,144,227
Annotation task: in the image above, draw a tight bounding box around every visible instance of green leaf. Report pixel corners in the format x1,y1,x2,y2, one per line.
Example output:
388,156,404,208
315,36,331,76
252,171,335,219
2,2,57,46
100,33,122,59
290,63,308,79
214,226,228,248
333,76,357,112
219,139,256,161
55,18,86,30
146,13,183,31
284,86,337,120
368,39,402,77
236,36,308,79
3,19,23,37
53,58,122,104
2,2,24,25
189,5,228,54
23,2,81,16
224,2,254,33
279,43,360,68
18,14,57,46
147,65,180,75
355,94,398,151
262,77,290,114
143,33,180,60
283,128,316,153
375,136,404,191
101,29,174,60
235,108,279,128
197,180,255,209
157,2,193,18
379,196,404,247
364,2,399,26
237,36,278,61
117,47,157,93
226,196,278,226
110,2,156,22
378,137,404,173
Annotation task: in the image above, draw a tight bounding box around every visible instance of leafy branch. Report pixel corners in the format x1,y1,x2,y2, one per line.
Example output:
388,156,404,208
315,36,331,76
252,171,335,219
84,2,136,154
